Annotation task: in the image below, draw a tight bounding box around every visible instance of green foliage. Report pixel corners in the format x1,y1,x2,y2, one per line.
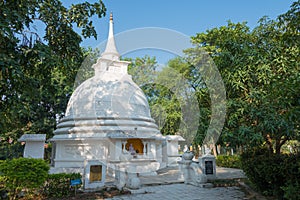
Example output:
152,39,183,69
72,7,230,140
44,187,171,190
167,57,205,143
216,155,241,169
281,180,300,200
210,179,240,187
128,55,158,88
0,158,49,199
0,0,106,157
240,147,300,198
186,1,300,152
0,143,23,160
42,173,82,198
128,56,184,136
0,163,6,199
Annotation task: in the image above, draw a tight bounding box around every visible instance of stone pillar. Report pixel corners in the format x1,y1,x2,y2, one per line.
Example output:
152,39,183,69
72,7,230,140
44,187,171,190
178,150,208,186
121,141,126,153
126,165,141,189
50,142,56,166
18,134,46,159
143,142,147,156
116,166,127,190
178,161,184,180
149,142,156,159
108,140,115,160
199,154,216,180
115,140,122,160
178,150,194,183
156,142,162,164
182,160,192,184
127,173,141,189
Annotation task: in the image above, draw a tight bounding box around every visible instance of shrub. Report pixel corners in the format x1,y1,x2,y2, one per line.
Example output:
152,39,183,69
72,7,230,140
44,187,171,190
0,158,49,199
282,180,300,200
240,147,300,199
0,175,7,199
216,155,241,169
42,173,82,198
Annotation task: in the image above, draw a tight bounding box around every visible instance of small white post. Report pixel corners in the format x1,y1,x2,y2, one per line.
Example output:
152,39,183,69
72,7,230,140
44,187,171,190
143,142,147,156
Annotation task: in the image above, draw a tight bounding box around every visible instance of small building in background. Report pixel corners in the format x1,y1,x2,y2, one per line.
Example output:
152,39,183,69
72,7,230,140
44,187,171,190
18,134,46,159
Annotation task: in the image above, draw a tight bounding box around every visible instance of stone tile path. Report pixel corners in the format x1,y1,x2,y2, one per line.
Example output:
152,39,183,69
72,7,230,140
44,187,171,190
106,166,247,199
106,183,246,200
215,167,246,180
139,166,246,185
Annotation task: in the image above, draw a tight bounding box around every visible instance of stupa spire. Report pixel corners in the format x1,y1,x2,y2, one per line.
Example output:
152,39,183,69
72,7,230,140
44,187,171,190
101,12,120,60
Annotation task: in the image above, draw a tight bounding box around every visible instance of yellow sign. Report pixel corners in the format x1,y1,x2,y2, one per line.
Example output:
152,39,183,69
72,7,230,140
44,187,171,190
89,165,102,182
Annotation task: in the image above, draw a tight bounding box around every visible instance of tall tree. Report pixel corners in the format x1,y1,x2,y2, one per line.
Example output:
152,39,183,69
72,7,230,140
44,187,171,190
167,57,208,149
186,1,299,154
128,56,184,136
0,0,106,159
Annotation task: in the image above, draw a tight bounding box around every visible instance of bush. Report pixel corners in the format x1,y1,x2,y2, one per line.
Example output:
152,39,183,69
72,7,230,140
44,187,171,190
0,175,7,199
0,158,49,199
216,155,241,169
42,173,82,198
240,147,300,199
282,180,300,200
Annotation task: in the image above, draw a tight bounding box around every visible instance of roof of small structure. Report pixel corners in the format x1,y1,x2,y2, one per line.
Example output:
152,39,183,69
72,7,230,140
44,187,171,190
165,135,185,141
18,134,46,142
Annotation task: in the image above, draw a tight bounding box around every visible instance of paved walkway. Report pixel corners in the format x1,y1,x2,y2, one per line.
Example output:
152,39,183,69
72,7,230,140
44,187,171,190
139,166,246,185
215,167,246,179
106,167,247,199
106,184,246,200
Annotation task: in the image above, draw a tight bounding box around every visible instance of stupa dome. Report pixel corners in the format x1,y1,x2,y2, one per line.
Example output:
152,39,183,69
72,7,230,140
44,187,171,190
53,13,160,140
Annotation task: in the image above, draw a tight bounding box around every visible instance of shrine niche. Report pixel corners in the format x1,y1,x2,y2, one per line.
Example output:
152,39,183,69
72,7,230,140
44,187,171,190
84,160,106,189
125,138,144,154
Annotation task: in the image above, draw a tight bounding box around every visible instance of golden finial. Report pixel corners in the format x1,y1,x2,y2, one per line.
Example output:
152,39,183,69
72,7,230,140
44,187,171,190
110,12,113,21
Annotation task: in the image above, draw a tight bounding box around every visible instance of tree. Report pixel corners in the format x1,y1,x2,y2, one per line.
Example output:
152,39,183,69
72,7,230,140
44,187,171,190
250,2,300,153
167,57,209,150
186,1,299,154
128,56,184,136
188,21,262,151
0,0,106,159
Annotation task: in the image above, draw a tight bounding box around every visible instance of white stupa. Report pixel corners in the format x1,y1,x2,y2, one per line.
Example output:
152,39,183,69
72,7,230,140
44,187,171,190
49,14,184,188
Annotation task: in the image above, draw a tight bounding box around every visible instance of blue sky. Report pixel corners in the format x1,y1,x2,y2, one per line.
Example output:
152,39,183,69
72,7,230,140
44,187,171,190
63,0,295,63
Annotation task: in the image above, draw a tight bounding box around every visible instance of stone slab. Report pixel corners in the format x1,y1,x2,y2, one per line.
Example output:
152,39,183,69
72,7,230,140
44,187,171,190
18,134,46,142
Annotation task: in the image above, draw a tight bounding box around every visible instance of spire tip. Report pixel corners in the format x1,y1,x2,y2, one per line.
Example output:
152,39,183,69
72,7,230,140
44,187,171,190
110,12,113,21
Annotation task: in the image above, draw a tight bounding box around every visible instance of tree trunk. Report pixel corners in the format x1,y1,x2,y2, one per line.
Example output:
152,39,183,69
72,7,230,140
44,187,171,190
268,144,274,154
217,144,221,155
275,136,288,155
212,145,218,157
266,134,274,154
275,145,281,155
